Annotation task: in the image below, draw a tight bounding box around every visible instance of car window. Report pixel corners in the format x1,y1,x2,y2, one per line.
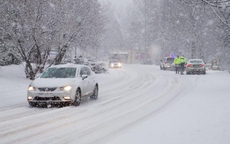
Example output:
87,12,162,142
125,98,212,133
167,58,174,63
189,60,203,64
84,67,91,76
41,67,77,78
110,59,119,63
80,67,88,76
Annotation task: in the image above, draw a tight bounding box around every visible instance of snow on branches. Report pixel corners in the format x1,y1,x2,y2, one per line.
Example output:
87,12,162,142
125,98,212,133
0,0,106,79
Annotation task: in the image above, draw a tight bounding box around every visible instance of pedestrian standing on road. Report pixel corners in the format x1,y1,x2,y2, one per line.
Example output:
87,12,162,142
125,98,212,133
174,55,180,74
179,55,187,75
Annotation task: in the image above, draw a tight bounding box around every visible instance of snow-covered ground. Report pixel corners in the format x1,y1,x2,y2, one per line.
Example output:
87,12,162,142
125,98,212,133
0,64,230,144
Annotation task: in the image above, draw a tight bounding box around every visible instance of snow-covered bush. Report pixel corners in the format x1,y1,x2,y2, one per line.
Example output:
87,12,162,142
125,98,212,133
0,40,22,66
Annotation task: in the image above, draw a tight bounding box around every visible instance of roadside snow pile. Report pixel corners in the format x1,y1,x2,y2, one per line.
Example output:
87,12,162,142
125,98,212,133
0,64,31,108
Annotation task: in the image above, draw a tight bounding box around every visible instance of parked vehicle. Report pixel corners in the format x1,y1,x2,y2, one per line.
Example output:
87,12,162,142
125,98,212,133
109,59,122,68
84,59,108,74
186,59,206,75
205,62,220,71
27,64,98,107
91,63,107,74
211,59,220,70
211,65,220,70
160,57,175,70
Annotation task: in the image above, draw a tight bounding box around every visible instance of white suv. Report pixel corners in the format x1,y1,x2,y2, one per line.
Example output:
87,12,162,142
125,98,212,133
160,57,175,70
27,64,98,107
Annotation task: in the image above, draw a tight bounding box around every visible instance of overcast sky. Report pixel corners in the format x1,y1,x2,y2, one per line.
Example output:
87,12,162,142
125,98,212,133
100,0,133,7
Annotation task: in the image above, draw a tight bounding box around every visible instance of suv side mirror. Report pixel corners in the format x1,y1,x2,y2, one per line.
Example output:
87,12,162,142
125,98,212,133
82,74,88,80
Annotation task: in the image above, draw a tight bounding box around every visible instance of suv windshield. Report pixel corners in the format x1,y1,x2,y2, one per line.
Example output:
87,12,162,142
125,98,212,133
41,67,77,78
167,58,174,64
110,59,119,63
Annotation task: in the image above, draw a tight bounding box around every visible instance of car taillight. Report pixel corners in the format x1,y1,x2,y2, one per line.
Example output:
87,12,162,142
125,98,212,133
201,63,205,66
187,64,191,67
165,62,167,64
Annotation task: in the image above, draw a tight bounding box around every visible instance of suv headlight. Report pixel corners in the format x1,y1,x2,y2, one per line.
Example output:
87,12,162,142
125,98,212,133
28,86,36,91
118,63,121,67
60,86,72,91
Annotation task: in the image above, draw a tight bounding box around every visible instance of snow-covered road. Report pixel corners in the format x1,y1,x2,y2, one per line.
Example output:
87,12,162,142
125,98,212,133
0,64,230,144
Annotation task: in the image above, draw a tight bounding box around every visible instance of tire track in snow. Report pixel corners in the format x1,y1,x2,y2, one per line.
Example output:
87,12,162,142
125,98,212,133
0,65,158,142
0,64,190,144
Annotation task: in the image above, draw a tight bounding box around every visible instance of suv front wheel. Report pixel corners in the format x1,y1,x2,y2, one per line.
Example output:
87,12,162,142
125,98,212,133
73,89,81,106
90,85,98,100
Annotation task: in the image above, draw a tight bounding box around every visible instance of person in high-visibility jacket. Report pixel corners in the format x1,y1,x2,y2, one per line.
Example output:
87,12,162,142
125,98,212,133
179,55,187,74
174,55,180,74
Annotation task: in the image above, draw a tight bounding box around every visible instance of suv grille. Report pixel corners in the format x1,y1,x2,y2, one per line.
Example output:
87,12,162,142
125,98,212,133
34,96,61,101
38,88,57,92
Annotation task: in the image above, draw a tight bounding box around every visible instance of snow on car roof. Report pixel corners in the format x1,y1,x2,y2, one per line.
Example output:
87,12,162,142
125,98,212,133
189,59,203,61
50,64,88,68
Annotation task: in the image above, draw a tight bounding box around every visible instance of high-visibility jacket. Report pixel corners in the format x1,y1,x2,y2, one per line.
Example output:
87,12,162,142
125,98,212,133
174,57,180,65
179,56,187,64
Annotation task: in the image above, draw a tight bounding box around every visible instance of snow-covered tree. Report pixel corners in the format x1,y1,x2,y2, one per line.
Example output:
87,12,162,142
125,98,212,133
130,0,226,66
0,0,106,79
180,0,230,69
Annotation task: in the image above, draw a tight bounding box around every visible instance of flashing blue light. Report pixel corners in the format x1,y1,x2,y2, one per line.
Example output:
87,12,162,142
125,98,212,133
172,54,176,58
